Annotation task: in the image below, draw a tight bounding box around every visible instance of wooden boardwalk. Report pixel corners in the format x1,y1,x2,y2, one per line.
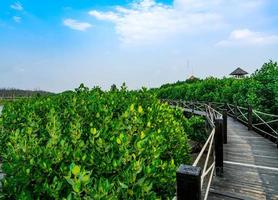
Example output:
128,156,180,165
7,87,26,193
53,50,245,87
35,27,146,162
208,117,278,200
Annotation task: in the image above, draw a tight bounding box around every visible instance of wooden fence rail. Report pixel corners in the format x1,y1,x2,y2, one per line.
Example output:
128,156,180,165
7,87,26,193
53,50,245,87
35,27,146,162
163,99,278,199
210,102,278,148
165,100,225,200
173,100,278,148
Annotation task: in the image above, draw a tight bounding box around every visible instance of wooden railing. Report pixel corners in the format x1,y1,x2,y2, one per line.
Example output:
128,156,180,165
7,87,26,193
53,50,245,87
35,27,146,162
168,100,278,147
208,102,278,147
164,99,278,199
164,100,226,200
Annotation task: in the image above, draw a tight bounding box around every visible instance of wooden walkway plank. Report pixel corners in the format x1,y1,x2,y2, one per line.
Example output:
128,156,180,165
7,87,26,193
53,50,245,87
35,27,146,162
208,117,278,200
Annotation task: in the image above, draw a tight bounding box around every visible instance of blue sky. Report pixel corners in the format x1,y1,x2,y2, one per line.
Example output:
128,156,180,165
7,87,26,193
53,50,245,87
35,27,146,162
0,0,278,92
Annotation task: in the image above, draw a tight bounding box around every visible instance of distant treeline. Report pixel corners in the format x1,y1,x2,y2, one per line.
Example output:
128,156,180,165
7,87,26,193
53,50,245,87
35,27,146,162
0,88,53,98
154,60,278,114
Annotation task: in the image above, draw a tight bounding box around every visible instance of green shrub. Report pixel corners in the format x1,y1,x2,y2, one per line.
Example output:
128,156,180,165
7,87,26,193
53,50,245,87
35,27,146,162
185,116,207,142
155,60,278,114
0,85,194,199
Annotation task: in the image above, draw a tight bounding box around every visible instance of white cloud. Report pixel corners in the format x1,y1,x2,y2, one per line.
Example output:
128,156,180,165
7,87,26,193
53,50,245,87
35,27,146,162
63,19,92,31
173,0,222,11
13,16,21,23
89,0,268,45
217,29,278,46
89,0,222,44
174,0,264,12
89,11,120,21
11,1,23,11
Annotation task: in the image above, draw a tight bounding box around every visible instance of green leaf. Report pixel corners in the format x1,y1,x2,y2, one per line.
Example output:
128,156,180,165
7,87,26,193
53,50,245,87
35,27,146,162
72,165,80,176
140,131,145,139
73,181,81,193
65,177,74,186
82,175,90,184
91,128,97,135
67,193,72,200
119,182,128,189
116,138,121,145
69,163,75,172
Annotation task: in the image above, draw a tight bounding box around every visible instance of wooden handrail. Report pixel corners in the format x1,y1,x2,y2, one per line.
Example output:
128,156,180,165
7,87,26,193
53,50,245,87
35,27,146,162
164,100,278,146
165,99,224,200
163,99,278,199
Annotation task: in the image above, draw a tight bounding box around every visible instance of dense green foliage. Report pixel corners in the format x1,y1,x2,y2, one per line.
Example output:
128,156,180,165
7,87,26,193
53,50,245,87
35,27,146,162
156,61,278,114
0,85,199,199
185,117,207,142
0,88,52,98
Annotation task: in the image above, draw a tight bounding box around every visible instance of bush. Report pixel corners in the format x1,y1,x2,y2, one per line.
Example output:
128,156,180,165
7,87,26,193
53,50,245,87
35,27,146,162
185,116,207,142
155,60,278,114
0,85,194,199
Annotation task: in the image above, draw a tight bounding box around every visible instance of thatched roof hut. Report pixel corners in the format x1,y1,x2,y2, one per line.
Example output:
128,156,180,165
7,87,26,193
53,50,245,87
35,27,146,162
230,67,248,78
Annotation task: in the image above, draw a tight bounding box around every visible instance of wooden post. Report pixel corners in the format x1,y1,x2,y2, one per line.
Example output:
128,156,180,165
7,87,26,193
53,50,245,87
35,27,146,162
223,109,228,144
248,105,253,130
224,103,228,113
176,164,201,200
215,119,224,177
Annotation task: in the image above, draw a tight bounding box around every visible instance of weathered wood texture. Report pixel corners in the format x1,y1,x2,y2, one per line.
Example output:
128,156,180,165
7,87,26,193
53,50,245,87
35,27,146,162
183,108,206,116
208,117,278,200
